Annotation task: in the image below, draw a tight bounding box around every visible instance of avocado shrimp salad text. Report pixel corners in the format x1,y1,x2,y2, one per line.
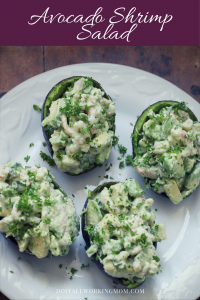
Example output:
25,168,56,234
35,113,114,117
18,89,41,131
132,102,200,204
42,77,115,175
0,161,79,258
83,180,166,287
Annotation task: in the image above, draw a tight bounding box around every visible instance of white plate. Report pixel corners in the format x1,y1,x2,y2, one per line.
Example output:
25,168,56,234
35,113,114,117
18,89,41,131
0,63,200,300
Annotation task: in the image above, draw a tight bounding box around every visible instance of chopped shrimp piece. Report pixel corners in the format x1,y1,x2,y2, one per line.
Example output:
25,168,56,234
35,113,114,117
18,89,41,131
0,167,10,182
170,109,189,121
131,245,142,255
132,260,142,272
61,114,76,137
171,128,196,157
88,115,96,125
73,120,86,133
88,105,101,117
87,96,97,107
135,166,159,179
107,103,115,116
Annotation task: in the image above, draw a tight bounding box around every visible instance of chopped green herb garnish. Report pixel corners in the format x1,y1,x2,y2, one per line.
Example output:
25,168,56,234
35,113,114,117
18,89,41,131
118,144,127,156
59,264,62,269
81,263,89,269
119,161,125,168
40,151,55,166
88,190,92,198
85,137,91,144
56,151,63,161
24,155,30,163
44,218,51,224
29,143,34,147
33,104,42,112
71,268,78,275
125,154,133,166
113,136,119,147
153,255,160,262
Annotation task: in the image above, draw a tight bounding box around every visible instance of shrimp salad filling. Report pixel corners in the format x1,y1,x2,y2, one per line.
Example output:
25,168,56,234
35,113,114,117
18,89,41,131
84,180,166,286
42,77,115,174
0,161,79,258
133,102,200,204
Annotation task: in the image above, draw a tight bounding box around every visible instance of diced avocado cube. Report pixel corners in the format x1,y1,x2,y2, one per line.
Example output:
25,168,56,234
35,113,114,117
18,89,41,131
153,140,169,154
181,118,193,131
86,200,103,226
184,157,195,173
162,116,174,138
181,188,194,199
163,179,183,204
54,154,79,169
95,145,112,164
138,138,147,152
175,176,186,191
149,178,165,194
35,167,48,181
124,179,144,197
86,244,98,257
152,223,167,241
184,162,200,190
163,153,185,178
143,120,161,140
90,132,113,154
50,130,67,145
42,99,65,128
0,182,9,192
193,122,200,132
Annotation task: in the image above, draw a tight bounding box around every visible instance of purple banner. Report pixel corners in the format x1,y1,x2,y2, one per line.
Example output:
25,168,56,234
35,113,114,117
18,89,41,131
0,0,199,45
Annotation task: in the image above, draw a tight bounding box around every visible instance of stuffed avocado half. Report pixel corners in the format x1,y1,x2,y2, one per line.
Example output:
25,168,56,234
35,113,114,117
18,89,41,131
82,180,166,288
132,101,200,204
42,77,115,175
0,161,79,258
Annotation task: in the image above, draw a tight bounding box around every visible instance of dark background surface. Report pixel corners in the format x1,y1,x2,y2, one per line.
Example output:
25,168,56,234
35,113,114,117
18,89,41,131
0,46,199,300
0,47,200,103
